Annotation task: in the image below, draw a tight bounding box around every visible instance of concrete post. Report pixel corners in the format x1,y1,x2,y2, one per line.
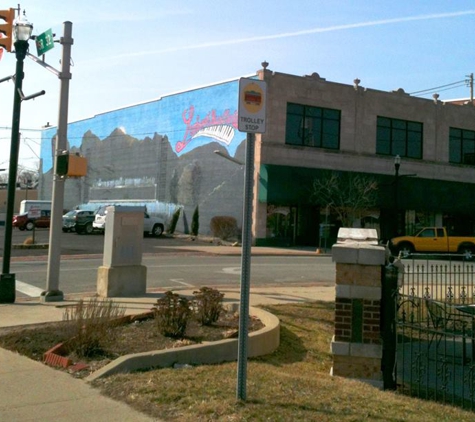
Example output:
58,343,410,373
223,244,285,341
330,235,386,388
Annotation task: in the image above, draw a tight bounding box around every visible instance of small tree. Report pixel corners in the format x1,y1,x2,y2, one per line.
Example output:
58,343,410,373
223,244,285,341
167,207,181,234
191,205,199,236
312,171,378,227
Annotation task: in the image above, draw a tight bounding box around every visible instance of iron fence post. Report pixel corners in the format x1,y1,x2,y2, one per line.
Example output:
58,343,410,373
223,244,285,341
381,263,399,390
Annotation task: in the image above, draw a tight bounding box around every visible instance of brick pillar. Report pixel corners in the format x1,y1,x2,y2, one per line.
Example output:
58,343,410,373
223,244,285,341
330,242,386,388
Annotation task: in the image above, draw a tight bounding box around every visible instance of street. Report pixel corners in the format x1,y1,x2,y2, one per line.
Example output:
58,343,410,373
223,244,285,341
12,254,336,298
0,227,336,298
1,226,210,258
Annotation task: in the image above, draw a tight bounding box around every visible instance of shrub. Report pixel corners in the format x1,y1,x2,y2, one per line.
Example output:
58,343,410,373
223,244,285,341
210,216,238,240
167,207,181,234
192,287,224,326
62,298,126,358
153,291,192,338
191,205,199,236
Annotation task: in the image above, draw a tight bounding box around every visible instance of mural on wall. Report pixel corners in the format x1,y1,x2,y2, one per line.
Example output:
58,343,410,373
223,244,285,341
41,79,242,173
177,105,238,153
39,78,247,235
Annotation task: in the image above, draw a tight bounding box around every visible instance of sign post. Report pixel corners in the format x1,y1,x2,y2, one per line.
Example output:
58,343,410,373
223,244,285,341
236,77,266,401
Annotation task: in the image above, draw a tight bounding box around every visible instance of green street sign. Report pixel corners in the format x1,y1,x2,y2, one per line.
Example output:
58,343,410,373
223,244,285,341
35,28,54,56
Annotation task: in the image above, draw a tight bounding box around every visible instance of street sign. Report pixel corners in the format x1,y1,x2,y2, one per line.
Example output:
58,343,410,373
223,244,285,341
238,78,267,133
35,29,54,56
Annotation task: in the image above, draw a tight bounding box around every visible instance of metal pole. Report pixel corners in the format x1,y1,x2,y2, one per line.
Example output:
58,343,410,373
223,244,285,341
471,73,474,104
236,132,255,401
394,158,400,237
41,22,73,302
0,39,29,304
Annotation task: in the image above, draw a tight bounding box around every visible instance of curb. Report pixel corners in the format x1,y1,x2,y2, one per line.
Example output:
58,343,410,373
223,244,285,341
13,243,49,249
86,304,280,382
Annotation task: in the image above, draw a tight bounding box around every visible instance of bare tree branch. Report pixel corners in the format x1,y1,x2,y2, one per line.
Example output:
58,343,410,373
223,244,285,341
312,171,378,226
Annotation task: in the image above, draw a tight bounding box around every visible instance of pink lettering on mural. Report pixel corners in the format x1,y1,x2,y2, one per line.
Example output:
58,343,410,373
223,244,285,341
175,105,238,153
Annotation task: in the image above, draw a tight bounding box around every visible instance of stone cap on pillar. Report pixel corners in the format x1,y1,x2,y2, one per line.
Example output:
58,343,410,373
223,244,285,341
332,228,385,265
337,228,378,245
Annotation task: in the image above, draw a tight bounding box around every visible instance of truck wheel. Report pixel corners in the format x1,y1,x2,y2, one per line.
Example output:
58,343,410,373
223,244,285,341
18,227,25,231
397,242,414,258
85,223,93,234
458,245,475,261
152,224,164,237
25,221,35,231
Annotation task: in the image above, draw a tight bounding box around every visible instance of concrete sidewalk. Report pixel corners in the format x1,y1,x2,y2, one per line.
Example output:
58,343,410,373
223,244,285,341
0,286,334,422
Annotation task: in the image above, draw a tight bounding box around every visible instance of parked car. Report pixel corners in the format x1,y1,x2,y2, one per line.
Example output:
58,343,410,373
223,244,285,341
93,206,165,237
13,210,51,231
62,210,96,234
390,227,475,260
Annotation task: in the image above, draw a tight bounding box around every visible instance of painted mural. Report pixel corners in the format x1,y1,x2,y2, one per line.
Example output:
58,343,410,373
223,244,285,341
39,78,247,235
41,79,242,173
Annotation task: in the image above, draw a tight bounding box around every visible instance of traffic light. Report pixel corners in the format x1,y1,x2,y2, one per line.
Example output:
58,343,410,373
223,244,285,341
56,153,88,177
0,8,15,52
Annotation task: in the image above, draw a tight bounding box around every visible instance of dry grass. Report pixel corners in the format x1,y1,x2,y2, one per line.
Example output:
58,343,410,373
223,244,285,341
92,301,475,421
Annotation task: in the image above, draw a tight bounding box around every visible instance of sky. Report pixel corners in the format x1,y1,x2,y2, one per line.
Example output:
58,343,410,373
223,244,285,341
1,0,475,173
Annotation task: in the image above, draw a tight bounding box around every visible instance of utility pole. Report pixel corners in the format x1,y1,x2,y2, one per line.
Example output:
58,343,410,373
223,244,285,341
471,73,474,104
38,21,73,302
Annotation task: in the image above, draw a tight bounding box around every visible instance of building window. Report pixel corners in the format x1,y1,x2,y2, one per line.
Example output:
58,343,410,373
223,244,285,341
376,116,422,159
285,103,340,149
449,127,475,165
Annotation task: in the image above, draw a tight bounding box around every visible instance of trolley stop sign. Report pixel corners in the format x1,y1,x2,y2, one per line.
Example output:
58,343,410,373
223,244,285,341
238,78,267,133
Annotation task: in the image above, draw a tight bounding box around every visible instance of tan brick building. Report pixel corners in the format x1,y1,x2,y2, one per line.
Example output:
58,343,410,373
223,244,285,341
252,65,475,246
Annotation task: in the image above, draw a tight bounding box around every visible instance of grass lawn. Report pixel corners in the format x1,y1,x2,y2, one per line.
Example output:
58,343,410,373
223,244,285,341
92,301,475,421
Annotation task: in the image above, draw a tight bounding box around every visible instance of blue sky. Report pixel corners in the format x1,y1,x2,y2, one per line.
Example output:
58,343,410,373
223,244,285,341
1,0,475,171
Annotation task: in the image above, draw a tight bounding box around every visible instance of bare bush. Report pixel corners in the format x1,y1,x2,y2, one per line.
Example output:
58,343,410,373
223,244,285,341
153,291,192,338
62,298,126,358
210,216,238,240
192,287,224,326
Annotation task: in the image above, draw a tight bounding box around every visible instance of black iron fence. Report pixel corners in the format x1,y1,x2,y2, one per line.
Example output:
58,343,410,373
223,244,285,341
396,254,475,410
400,254,475,305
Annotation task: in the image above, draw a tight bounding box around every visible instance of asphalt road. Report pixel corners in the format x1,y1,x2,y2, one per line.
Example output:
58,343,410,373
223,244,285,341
2,226,215,258
12,254,335,298
0,227,336,298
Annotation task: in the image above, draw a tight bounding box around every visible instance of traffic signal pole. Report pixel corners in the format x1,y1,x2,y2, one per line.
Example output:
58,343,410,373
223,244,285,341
41,21,73,302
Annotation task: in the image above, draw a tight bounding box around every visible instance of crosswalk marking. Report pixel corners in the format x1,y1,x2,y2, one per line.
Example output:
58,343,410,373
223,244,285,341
16,280,44,297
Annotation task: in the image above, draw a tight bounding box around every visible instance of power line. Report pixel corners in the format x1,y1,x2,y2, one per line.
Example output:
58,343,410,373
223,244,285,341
414,83,468,97
409,79,467,95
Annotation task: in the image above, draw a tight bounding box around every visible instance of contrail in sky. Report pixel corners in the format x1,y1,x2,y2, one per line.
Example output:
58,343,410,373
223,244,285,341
84,10,475,64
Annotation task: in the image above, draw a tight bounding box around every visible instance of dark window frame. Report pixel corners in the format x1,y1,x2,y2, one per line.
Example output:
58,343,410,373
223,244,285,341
449,127,475,165
376,116,423,159
285,103,341,150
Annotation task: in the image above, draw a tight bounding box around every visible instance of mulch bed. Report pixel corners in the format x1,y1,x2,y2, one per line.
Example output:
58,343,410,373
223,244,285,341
0,309,264,378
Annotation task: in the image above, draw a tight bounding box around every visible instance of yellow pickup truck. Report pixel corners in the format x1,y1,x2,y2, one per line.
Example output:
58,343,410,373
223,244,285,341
390,227,475,260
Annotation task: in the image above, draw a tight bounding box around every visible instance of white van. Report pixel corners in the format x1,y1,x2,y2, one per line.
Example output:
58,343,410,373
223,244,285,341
19,200,52,215
93,205,165,237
